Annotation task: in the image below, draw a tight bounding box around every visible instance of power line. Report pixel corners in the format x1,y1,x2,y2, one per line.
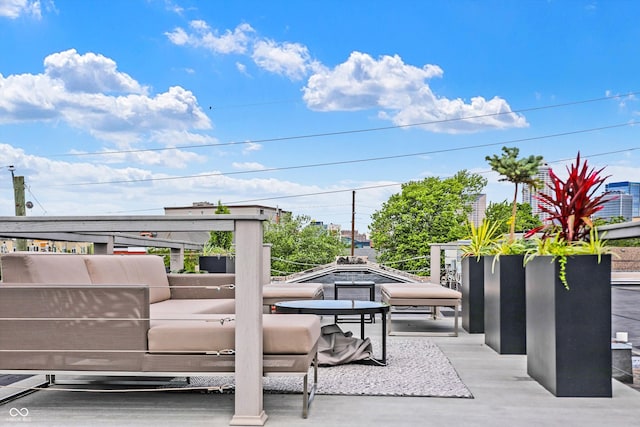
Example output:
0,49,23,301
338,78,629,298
25,184,47,215
207,146,640,206
50,91,640,158
49,120,639,187
99,145,640,215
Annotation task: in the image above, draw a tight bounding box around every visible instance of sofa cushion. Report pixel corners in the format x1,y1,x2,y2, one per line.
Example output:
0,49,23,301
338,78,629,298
150,298,236,317
0,253,92,284
85,255,171,303
147,314,320,355
380,283,461,303
263,283,324,305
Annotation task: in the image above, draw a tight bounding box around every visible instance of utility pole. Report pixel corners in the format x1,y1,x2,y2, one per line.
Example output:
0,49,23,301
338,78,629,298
351,190,355,256
9,166,27,251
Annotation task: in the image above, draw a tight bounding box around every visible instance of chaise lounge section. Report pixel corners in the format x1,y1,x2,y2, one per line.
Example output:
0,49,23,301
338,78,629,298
0,253,321,417
380,282,462,336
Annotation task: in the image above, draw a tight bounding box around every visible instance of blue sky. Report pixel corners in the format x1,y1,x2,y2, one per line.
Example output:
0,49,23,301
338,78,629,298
1,0,639,232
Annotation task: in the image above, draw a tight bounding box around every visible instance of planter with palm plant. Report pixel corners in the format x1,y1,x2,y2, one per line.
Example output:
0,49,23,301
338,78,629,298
482,147,543,354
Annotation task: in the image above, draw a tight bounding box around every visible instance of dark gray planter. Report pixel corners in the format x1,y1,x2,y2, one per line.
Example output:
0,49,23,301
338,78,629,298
199,256,235,273
461,256,485,333
484,255,526,354
525,254,612,397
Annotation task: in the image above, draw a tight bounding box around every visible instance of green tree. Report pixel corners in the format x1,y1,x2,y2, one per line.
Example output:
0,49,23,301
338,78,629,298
369,170,487,275
484,201,541,235
203,201,233,254
486,147,544,242
592,216,626,227
264,213,347,276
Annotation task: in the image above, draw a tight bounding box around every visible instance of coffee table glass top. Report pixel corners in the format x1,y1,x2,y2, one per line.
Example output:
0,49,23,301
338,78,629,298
275,299,388,311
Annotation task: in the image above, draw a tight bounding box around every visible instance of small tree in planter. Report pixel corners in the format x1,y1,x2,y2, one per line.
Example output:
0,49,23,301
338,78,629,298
482,147,543,354
524,152,614,397
199,201,235,273
486,146,544,242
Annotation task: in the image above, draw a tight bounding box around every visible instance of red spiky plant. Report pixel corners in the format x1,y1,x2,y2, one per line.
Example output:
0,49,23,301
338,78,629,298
530,152,610,242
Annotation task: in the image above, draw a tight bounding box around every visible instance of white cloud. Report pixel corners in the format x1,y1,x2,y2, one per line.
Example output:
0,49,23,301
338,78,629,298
44,49,146,94
163,0,183,15
242,142,262,154
303,52,443,111
0,50,212,161
165,22,254,54
251,39,315,80
165,26,189,45
164,21,525,133
232,161,266,171
235,62,249,76
303,51,527,133
165,20,319,81
0,142,391,230
0,0,42,19
605,90,638,110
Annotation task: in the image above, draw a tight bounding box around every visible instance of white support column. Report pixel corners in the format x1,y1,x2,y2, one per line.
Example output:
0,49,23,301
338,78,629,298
230,219,267,426
262,244,272,285
169,247,184,272
430,244,441,284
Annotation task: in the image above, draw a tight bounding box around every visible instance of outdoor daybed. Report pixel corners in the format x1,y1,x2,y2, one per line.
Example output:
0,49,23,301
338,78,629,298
0,253,321,417
380,282,462,336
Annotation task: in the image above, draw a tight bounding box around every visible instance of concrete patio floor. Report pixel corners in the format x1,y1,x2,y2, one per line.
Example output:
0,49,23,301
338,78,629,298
2,312,640,427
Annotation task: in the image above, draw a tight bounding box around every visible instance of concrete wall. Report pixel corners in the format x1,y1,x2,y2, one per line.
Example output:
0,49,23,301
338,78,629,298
611,247,640,271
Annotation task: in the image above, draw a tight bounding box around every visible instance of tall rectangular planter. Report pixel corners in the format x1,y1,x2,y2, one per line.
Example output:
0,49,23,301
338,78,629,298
484,255,526,354
525,255,612,397
461,256,485,334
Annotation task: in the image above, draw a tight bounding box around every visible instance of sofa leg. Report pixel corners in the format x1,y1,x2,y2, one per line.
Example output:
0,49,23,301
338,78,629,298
302,353,318,418
453,303,459,337
313,353,318,385
46,374,56,386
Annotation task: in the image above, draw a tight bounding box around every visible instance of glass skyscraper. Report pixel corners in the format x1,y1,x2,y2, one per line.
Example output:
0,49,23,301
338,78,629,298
522,163,553,223
594,191,633,222
605,182,640,217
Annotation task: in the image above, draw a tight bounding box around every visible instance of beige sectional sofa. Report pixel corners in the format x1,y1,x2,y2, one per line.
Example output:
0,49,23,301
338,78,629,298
0,253,321,417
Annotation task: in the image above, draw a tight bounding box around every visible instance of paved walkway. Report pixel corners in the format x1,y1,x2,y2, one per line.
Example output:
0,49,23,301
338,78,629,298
2,312,640,426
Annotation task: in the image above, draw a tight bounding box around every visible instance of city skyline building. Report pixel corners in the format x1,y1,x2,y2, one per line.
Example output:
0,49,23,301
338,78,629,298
594,191,633,222
468,194,487,226
605,182,640,218
522,163,553,223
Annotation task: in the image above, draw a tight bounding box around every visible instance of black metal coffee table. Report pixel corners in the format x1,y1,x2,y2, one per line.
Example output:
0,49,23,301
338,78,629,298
333,281,376,323
274,299,390,364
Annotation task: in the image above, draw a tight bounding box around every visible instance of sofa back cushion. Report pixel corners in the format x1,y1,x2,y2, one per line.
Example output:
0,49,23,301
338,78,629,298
84,255,171,303
0,253,92,284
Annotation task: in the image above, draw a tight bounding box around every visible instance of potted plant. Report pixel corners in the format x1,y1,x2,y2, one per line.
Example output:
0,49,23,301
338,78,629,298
198,201,235,273
524,152,613,397
482,147,543,354
460,219,502,333
483,237,533,354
